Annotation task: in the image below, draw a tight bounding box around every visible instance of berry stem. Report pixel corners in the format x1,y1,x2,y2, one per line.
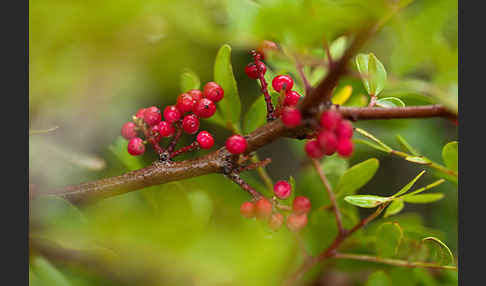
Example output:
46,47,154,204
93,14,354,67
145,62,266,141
239,157,272,173
293,54,312,95
165,123,183,154
251,50,275,121
170,141,200,158
138,119,164,155
368,94,377,107
226,171,264,200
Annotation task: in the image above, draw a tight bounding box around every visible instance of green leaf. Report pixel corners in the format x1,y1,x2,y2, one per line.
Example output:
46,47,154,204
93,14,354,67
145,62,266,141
243,96,266,134
422,237,454,265
353,139,390,153
355,128,393,153
329,35,348,60
355,53,387,96
442,141,458,172
213,44,241,128
376,222,404,258
365,270,393,286
375,97,405,108
391,170,426,198
336,158,380,197
403,179,446,197
384,199,405,218
108,137,144,171
405,156,431,165
403,193,444,203
344,195,389,208
331,85,353,105
396,135,420,156
31,256,72,286
180,68,201,92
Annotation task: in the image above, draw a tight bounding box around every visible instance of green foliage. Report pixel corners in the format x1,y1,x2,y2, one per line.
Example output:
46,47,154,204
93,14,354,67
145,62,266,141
180,68,201,92
442,141,458,172
375,97,405,108
243,96,266,134
356,53,387,97
376,222,404,258
422,237,454,265
335,158,380,197
365,270,393,286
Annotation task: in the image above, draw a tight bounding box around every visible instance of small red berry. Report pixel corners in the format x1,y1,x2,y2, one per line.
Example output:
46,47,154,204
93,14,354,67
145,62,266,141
226,135,247,155
255,198,273,220
187,89,203,102
293,196,311,215
121,122,137,140
149,124,162,142
143,106,162,126
193,98,216,118
176,93,195,114
272,75,294,92
158,121,175,137
284,90,301,106
240,201,255,218
274,180,291,199
336,120,354,139
281,107,302,128
182,114,200,134
196,131,214,149
163,105,181,123
286,213,308,232
320,110,342,131
317,130,338,155
127,137,145,156
269,212,284,231
135,108,146,119
305,140,324,159
245,62,266,79
203,82,224,103
337,138,353,157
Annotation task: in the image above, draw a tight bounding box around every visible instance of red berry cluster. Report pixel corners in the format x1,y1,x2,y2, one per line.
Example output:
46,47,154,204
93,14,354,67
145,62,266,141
305,110,354,159
240,180,311,232
120,82,224,157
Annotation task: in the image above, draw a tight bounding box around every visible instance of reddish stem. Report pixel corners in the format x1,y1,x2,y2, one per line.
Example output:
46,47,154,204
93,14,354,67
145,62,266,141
170,142,199,158
251,50,275,121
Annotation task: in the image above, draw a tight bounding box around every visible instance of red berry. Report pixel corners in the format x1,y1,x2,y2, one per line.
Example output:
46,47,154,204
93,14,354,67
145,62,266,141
320,110,342,131
196,131,214,149
293,196,311,215
274,180,291,199
269,213,284,231
272,75,294,92
286,213,308,232
182,114,200,134
240,201,255,218
255,198,273,220
135,108,146,119
245,62,266,79
203,82,224,103
281,107,302,128
193,98,216,118
317,130,338,155
336,120,354,139
226,135,247,155
187,89,203,102
337,138,353,157
149,124,162,142
158,121,175,137
305,140,325,159
121,122,137,140
127,137,145,156
143,106,162,126
176,93,195,114
284,90,301,106
163,105,181,123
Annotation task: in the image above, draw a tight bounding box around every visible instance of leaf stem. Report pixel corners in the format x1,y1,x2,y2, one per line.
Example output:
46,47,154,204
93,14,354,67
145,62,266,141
333,253,457,270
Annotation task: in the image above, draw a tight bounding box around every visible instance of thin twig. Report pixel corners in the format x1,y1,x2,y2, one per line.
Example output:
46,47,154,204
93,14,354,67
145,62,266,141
333,253,457,270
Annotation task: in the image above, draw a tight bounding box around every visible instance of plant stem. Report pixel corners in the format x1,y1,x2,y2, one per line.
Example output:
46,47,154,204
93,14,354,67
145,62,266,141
333,253,457,270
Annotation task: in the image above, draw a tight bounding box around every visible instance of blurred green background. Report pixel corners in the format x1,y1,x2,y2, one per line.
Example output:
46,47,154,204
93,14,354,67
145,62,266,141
29,0,457,285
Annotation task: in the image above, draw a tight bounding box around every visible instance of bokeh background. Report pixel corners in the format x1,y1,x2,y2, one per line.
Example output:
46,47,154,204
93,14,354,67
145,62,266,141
29,0,458,285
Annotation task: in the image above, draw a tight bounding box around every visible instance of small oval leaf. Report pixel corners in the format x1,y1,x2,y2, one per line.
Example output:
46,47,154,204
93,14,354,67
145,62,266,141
422,237,454,265
391,170,426,198
180,69,201,92
365,270,393,286
332,85,353,105
336,158,380,196
405,156,431,165
442,141,458,172
344,195,389,208
384,199,405,218
243,96,266,134
375,97,405,108
355,53,387,96
376,222,404,258
403,193,444,203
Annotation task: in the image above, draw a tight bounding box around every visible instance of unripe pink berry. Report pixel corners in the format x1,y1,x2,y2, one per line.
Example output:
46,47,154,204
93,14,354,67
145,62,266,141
187,89,203,102
240,201,255,218
281,107,302,128
337,138,353,157
176,93,195,114
284,90,301,106
163,105,181,123
196,131,214,149
193,98,216,118
143,106,162,126
317,130,338,155
293,196,311,215
203,82,224,103
255,198,273,220
245,62,266,79
121,122,137,140
127,137,145,156
182,114,200,134
225,135,247,155
320,110,342,131
273,180,291,199
286,213,308,232
158,121,175,137
135,108,146,119
336,120,354,139
305,140,324,159
272,75,294,92
269,212,284,231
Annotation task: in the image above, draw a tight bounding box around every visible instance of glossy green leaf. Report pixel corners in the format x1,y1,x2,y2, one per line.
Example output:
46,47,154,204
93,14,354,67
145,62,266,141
405,156,431,165
365,270,393,286
353,139,390,153
376,222,404,257
243,96,266,134
396,135,420,156
422,237,454,265
375,97,405,108
383,199,405,218
403,179,446,197
355,53,387,96
180,68,201,92
442,141,458,172
213,44,241,128
329,35,347,60
403,193,444,203
355,128,393,153
336,158,379,197
391,170,426,198
344,195,389,208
